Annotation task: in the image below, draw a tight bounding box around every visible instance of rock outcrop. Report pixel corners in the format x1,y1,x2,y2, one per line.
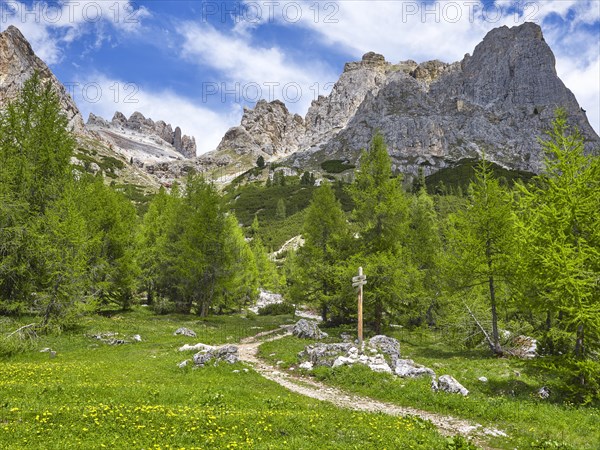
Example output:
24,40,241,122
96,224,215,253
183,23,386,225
216,99,305,157
0,26,85,132
432,375,469,396
193,344,239,366
298,337,437,380
174,327,197,338
303,52,390,149
293,23,599,175
292,319,328,340
214,23,599,178
87,111,197,161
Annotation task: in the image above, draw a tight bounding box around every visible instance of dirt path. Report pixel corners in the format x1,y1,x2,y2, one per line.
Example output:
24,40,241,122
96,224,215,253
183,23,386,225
237,327,506,449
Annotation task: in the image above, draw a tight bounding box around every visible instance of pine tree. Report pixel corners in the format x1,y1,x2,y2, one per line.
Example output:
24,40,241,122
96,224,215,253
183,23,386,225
516,109,600,360
348,133,410,252
0,73,76,317
0,72,74,213
293,182,349,321
219,214,258,311
138,186,172,305
444,157,517,355
76,177,139,309
177,175,226,316
347,133,416,333
34,184,90,327
276,198,286,220
409,188,441,325
251,236,280,291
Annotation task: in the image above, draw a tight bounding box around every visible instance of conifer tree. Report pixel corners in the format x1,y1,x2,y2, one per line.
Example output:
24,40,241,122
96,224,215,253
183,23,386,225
0,73,77,318
516,109,600,359
409,187,441,325
347,133,417,333
444,158,516,355
293,182,349,321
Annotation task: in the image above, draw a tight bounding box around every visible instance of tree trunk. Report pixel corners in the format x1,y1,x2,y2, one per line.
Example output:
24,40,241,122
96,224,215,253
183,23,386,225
575,324,585,359
199,301,210,318
426,301,437,327
374,299,383,335
320,303,328,323
489,274,502,355
486,238,502,356
147,289,154,305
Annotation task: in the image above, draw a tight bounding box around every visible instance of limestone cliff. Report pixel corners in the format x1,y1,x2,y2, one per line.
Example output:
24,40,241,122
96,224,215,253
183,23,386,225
87,111,197,162
217,23,599,176
0,25,85,132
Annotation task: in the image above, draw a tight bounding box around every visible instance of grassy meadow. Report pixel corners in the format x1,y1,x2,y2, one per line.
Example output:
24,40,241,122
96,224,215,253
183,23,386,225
0,308,453,449
259,329,600,449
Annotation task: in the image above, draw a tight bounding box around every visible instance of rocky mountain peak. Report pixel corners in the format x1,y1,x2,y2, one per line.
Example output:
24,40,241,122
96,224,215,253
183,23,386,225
286,22,598,176
343,51,389,72
217,99,305,157
0,25,85,132
411,60,457,85
87,111,197,160
458,22,568,115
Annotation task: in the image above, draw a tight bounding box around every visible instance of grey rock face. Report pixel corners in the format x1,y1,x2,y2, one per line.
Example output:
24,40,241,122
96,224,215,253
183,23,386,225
292,319,328,340
394,359,436,378
111,111,127,126
217,99,305,157
87,113,110,128
154,121,174,144
369,335,401,367
178,359,191,368
304,52,390,149
298,343,353,367
311,22,598,175
179,343,214,352
433,375,469,396
181,135,197,159
538,386,550,399
174,327,197,337
88,111,197,161
332,350,393,374
174,127,183,153
214,23,597,179
0,26,85,132
215,344,239,364
193,344,239,366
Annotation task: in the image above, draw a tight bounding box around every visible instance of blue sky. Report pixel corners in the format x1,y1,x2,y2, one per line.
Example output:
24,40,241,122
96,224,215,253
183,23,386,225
2,0,599,154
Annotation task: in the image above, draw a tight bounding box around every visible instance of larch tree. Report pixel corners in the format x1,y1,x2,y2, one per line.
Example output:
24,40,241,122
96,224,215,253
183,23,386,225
347,133,417,334
516,109,600,360
293,181,349,321
444,157,517,356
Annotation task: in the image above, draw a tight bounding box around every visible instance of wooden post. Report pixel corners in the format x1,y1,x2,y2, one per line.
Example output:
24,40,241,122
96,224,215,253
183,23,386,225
352,267,367,346
358,267,363,345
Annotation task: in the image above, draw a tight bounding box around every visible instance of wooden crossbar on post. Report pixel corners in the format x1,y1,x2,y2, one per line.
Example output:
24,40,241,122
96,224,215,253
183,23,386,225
352,267,367,345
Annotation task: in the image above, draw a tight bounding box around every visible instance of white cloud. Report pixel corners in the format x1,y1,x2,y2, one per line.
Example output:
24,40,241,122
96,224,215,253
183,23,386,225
258,0,599,134
179,21,336,115
1,1,149,64
71,74,237,154
555,54,600,135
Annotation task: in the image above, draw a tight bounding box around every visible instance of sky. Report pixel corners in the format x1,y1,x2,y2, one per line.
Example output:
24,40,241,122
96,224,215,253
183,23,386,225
1,0,599,155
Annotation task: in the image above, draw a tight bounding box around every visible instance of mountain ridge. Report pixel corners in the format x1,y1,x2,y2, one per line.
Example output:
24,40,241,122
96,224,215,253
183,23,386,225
1,22,598,187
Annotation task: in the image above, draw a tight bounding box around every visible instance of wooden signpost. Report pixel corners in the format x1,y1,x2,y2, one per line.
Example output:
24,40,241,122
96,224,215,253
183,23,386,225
352,267,367,345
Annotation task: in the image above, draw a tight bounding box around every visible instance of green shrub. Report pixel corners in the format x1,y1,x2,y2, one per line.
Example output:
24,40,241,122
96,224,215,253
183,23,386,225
257,302,295,316
444,436,479,450
0,331,36,357
321,160,356,174
150,297,176,315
